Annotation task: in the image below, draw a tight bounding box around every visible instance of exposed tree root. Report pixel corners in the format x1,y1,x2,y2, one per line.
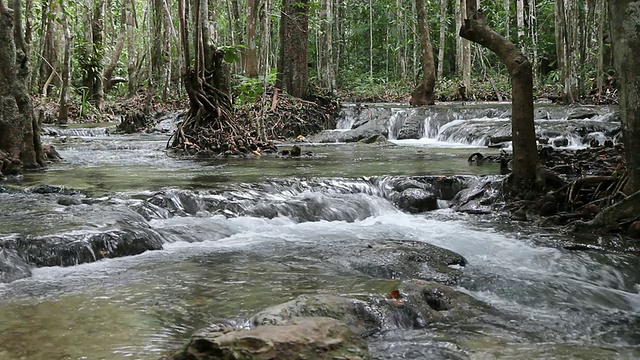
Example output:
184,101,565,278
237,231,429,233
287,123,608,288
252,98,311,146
168,85,338,157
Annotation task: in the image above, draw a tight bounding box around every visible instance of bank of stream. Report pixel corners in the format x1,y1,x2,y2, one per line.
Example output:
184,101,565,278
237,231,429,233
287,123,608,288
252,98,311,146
0,103,639,359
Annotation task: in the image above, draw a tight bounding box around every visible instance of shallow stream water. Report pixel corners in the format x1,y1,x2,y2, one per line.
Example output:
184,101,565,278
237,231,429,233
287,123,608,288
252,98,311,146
1,108,639,359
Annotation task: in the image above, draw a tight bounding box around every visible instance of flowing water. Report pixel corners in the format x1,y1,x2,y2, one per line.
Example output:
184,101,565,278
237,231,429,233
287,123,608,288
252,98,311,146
1,106,639,360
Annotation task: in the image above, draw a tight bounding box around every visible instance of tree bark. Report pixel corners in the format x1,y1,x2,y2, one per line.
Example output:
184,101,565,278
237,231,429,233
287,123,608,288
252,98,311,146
0,0,46,175
245,0,258,77
609,0,640,194
276,0,309,99
411,0,436,106
436,0,446,80
460,2,538,187
126,0,137,97
58,8,71,124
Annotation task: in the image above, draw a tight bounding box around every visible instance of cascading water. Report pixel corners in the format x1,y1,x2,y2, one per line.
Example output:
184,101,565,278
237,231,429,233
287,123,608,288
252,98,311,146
0,104,638,359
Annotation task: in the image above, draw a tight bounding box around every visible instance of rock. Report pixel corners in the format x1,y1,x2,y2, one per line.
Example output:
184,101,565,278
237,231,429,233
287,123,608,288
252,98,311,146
57,196,83,206
510,209,527,221
253,294,380,336
581,204,600,220
396,188,438,213
567,107,599,120
163,317,370,360
290,145,301,157
396,114,424,140
43,144,63,161
0,248,31,283
627,221,640,239
358,134,388,144
539,201,558,217
332,240,467,286
253,281,497,337
10,228,165,267
552,137,569,147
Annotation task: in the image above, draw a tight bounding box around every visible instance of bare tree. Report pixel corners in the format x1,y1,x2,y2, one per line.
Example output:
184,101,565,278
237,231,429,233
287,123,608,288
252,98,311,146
460,2,538,187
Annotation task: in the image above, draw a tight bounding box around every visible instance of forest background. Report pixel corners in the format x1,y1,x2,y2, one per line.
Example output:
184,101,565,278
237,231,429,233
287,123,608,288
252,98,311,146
23,0,613,124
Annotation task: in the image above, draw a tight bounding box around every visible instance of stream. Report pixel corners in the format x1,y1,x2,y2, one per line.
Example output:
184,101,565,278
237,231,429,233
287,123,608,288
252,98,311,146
0,103,639,359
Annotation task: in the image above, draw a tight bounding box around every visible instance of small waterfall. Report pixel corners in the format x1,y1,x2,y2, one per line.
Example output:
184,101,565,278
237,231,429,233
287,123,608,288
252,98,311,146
387,109,408,140
43,126,117,137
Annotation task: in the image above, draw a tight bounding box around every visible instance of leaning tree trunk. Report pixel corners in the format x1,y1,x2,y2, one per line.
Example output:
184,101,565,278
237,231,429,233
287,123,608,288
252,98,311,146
460,2,538,188
609,0,640,195
0,0,46,175
410,0,436,106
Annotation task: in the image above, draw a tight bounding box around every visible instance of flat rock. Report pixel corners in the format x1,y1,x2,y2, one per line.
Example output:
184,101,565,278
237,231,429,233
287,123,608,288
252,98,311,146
0,248,31,283
162,317,370,360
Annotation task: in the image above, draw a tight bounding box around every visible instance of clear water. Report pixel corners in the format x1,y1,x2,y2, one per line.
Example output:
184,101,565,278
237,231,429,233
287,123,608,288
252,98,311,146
0,115,638,360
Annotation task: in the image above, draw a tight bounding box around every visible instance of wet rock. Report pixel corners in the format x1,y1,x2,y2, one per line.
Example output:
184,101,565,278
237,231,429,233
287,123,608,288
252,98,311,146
333,240,467,286
567,107,599,120
0,248,31,283
253,282,496,337
290,145,301,157
510,209,528,221
397,114,424,140
552,137,569,147
396,188,438,213
253,294,380,335
163,317,370,360
8,228,164,267
627,221,640,239
451,176,501,214
29,185,64,194
57,196,83,206
539,201,558,217
358,134,388,144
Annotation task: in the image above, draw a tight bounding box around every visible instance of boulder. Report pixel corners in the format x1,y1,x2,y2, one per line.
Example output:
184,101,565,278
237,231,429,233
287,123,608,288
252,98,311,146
396,188,438,213
162,317,370,360
331,240,467,286
3,228,165,267
0,248,31,283
252,282,496,337
396,114,424,140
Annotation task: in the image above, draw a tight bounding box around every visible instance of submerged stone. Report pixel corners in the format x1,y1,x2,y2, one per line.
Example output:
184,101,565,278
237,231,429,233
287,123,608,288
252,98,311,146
163,317,370,360
0,248,31,283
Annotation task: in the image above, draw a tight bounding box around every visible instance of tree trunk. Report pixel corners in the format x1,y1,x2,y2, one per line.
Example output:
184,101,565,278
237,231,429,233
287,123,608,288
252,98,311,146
245,0,258,77
609,0,640,194
277,0,309,99
126,0,137,97
58,8,71,124
38,0,58,96
81,0,105,110
436,0,446,80
103,27,125,93
0,0,46,175
460,2,538,187
170,0,233,153
411,0,436,106
319,0,336,93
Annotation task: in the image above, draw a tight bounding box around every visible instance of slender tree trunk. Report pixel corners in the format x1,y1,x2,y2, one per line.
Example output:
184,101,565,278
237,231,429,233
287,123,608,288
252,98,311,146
38,0,58,96
516,0,525,40
58,8,71,124
103,25,125,93
150,0,164,96
319,0,336,93
245,0,258,77
396,0,406,81
595,0,606,96
504,0,510,39
436,0,446,80
126,0,137,96
411,0,436,106
0,0,46,175
277,0,309,99
460,1,538,187
82,0,105,110
369,0,373,80
609,0,640,194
